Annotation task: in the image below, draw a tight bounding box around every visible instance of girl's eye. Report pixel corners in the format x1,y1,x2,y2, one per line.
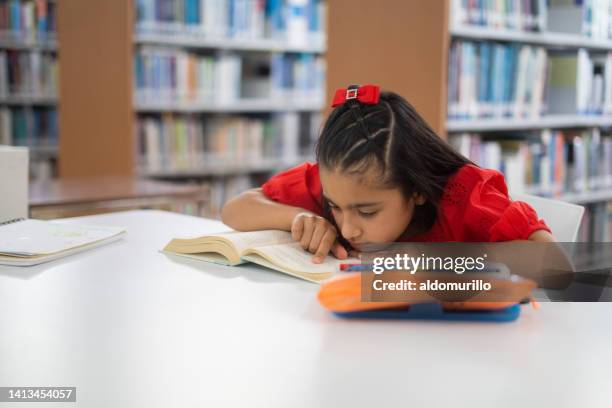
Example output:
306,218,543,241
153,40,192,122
330,205,341,212
359,211,378,218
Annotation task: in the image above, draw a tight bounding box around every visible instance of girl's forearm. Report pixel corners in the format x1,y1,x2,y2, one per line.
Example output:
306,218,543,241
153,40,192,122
221,188,304,231
527,230,556,242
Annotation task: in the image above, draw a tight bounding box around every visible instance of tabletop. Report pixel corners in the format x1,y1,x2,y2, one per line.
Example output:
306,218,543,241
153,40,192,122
0,210,611,408
29,177,208,207
28,177,209,220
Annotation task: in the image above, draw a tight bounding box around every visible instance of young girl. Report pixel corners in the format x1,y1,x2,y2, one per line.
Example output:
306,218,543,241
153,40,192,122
221,84,554,263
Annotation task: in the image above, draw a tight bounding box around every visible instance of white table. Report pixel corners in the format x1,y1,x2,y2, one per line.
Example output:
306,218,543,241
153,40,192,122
1,210,611,408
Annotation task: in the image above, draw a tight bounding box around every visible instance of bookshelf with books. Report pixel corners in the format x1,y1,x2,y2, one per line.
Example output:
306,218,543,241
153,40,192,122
445,0,612,241
55,0,327,218
53,1,612,233
0,0,59,182
131,0,327,218
451,130,612,198
324,0,612,241
136,112,322,177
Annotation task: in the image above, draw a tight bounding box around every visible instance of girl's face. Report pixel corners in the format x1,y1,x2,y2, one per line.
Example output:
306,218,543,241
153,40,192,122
319,166,424,249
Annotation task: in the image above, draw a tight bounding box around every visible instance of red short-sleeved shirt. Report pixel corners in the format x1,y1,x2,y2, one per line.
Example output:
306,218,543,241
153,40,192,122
261,162,551,242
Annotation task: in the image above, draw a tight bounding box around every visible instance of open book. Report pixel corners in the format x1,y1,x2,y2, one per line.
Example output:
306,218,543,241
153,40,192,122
162,230,358,283
0,218,126,266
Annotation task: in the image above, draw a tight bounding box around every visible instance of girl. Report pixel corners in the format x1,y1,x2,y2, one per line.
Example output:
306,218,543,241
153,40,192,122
221,84,554,263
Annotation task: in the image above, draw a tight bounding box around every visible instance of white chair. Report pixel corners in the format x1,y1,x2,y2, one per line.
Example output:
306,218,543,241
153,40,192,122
511,192,585,242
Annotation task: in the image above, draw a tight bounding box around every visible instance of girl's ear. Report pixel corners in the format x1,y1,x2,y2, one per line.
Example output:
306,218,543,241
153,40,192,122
412,193,426,206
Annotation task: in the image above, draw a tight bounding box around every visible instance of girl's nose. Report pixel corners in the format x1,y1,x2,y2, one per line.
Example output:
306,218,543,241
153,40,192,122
341,219,361,240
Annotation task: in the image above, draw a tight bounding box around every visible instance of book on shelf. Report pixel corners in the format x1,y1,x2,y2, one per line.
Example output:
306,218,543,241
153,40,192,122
602,202,612,242
579,203,612,242
135,0,326,47
451,129,612,196
0,49,57,98
450,0,547,32
547,0,612,40
163,229,357,283
448,39,548,119
0,0,56,42
137,112,320,173
270,52,325,100
134,46,324,105
216,52,242,103
547,49,612,115
0,106,57,148
134,46,219,103
228,0,266,39
592,202,612,241
284,0,316,46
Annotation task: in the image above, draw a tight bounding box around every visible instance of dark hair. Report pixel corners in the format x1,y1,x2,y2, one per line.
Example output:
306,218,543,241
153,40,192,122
315,89,471,235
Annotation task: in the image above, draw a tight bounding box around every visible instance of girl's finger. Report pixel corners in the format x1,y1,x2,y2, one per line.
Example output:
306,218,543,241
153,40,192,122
291,215,304,241
300,217,315,251
308,223,327,253
331,241,348,259
312,229,337,263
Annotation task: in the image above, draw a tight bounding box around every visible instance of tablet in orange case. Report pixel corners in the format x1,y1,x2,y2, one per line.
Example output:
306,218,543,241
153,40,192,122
317,272,538,321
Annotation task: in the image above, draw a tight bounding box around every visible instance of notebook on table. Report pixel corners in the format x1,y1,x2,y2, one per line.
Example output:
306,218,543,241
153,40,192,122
163,230,358,283
0,218,126,266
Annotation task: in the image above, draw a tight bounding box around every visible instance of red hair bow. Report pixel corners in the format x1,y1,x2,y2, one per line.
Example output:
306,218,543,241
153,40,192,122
331,84,380,107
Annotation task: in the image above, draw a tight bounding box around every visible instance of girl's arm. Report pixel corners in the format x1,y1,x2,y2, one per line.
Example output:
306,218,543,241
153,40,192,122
528,230,556,242
221,188,302,231
221,188,349,262
512,229,574,289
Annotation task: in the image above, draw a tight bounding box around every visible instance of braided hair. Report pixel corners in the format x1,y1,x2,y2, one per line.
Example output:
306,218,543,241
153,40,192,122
315,89,471,234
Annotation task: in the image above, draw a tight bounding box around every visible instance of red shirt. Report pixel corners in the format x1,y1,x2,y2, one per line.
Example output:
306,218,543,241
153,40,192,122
261,162,551,242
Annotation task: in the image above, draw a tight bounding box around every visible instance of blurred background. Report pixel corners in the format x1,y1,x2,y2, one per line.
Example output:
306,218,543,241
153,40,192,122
0,0,610,242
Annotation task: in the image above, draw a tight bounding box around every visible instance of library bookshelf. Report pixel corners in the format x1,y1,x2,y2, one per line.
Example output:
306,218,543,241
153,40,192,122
50,0,612,237
0,0,58,181
326,0,612,241
57,0,326,216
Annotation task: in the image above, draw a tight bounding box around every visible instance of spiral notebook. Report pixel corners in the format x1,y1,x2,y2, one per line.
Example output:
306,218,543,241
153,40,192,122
0,218,126,266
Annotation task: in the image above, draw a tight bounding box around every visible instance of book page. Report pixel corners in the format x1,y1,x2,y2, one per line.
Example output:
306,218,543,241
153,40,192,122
210,230,294,254
0,220,125,256
161,251,245,267
245,242,360,275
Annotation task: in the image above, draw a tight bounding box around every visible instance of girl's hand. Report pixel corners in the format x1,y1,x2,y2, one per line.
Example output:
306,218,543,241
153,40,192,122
291,212,349,263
